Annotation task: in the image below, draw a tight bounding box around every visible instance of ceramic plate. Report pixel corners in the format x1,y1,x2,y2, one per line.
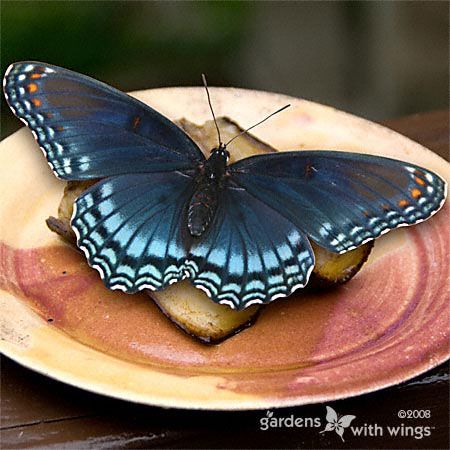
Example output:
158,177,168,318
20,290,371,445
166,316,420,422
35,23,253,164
1,87,448,410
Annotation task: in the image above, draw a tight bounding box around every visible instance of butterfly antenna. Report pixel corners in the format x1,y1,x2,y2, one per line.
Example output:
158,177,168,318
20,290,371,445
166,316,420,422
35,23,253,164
202,74,222,146
224,104,291,147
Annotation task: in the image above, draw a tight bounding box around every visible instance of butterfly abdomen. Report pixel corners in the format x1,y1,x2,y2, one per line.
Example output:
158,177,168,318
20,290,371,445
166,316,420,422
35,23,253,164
187,181,219,237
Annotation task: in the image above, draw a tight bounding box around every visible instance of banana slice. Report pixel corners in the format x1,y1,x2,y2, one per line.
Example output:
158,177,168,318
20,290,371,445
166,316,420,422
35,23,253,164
46,117,373,343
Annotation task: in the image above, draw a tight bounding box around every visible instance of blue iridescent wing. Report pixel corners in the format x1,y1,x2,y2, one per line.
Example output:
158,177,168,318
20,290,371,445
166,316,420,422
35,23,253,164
71,171,195,292
3,62,204,179
230,151,447,253
185,186,315,309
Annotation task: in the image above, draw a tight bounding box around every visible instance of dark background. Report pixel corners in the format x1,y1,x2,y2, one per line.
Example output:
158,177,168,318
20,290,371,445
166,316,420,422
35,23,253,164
1,1,449,139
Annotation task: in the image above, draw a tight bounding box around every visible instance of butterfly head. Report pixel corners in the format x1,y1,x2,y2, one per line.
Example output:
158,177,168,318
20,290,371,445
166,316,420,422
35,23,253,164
207,144,229,179
211,143,230,160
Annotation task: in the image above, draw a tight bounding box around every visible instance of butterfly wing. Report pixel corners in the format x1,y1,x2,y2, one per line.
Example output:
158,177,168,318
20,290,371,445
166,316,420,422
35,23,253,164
3,62,204,179
185,185,315,309
71,171,195,292
229,151,447,253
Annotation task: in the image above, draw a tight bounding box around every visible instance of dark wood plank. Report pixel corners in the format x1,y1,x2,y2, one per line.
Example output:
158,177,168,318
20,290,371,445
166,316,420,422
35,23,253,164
1,356,101,429
1,110,449,449
1,358,448,449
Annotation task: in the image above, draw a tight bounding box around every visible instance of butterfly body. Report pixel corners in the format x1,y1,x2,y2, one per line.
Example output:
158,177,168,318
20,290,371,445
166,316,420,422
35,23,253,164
3,62,447,309
188,145,230,237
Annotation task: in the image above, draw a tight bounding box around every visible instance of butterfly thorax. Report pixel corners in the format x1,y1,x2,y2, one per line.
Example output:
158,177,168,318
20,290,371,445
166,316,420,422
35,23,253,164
187,145,230,237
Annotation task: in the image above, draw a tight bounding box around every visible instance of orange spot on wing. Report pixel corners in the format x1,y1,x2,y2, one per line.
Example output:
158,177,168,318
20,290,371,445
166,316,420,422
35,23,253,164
56,126,64,132
363,210,370,217
398,199,409,207
32,98,42,107
132,116,141,129
30,73,42,79
382,204,390,211
411,188,422,198
27,83,38,93
414,176,426,186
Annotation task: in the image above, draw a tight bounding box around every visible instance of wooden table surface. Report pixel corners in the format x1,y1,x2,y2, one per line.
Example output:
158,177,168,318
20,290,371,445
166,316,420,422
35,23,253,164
1,110,449,449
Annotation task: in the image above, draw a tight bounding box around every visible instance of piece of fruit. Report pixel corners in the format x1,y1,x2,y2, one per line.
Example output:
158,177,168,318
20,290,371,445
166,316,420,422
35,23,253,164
46,117,373,343
152,284,260,343
177,116,274,162
46,180,96,244
308,240,373,288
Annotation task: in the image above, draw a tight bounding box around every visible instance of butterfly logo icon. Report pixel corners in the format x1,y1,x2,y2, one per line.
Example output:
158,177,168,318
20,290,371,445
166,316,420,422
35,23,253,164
320,406,356,442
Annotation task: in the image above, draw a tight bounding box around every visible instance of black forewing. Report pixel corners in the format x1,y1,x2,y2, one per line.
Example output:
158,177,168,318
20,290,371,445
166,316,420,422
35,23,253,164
3,61,205,179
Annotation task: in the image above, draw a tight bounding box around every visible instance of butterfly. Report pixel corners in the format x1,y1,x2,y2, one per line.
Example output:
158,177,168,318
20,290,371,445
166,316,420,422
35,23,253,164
3,62,447,310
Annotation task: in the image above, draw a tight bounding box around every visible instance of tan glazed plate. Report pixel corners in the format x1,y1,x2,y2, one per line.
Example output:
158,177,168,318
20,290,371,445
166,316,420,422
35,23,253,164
0,87,449,410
